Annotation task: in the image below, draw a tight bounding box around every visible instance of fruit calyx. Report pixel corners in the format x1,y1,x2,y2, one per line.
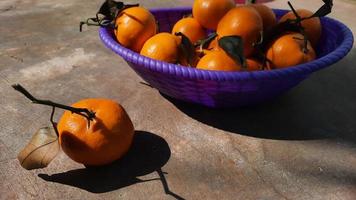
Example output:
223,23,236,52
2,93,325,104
79,0,139,32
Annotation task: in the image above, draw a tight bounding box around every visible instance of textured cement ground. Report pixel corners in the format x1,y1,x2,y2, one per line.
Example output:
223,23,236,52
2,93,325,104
1,0,356,199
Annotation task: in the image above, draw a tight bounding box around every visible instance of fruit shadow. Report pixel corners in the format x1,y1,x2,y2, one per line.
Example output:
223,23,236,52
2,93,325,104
38,131,182,198
161,49,356,141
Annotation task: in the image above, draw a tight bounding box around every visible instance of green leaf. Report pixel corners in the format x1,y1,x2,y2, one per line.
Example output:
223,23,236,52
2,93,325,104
175,32,196,67
218,36,247,68
17,127,60,170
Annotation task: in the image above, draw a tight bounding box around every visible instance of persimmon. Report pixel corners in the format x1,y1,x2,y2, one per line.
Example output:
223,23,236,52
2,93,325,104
266,32,316,69
172,17,207,44
115,6,157,52
279,9,321,47
217,6,263,57
196,50,241,71
58,98,134,166
140,33,180,63
192,0,235,30
249,4,277,32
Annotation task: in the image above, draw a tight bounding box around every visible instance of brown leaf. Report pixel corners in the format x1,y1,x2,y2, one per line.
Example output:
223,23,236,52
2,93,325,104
17,127,60,170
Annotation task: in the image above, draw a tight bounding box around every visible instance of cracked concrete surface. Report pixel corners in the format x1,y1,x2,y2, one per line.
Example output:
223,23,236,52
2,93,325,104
1,0,356,199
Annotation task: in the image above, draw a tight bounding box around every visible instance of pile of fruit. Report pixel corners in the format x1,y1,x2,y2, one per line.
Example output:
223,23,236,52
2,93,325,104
81,0,332,72
14,0,334,170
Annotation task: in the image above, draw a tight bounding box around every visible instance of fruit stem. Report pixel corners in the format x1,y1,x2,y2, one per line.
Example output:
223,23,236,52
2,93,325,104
287,1,301,20
195,32,217,50
287,1,309,54
80,19,101,32
50,106,59,137
12,84,96,127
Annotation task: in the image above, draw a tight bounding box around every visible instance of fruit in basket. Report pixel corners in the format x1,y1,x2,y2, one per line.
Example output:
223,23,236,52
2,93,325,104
197,50,241,71
193,0,235,30
248,3,277,32
172,17,207,44
217,6,263,57
80,1,157,53
58,98,134,166
266,32,316,69
246,58,263,71
115,6,157,52
140,33,180,64
279,9,321,47
197,35,251,71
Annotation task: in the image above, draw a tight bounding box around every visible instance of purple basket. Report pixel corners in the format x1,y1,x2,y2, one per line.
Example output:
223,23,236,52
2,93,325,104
99,7,353,108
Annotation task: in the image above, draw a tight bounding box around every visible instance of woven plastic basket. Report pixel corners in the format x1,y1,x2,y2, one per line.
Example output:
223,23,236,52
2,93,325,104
99,7,353,108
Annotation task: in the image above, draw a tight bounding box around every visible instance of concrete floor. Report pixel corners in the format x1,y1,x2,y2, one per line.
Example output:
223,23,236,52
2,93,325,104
1,0,356,199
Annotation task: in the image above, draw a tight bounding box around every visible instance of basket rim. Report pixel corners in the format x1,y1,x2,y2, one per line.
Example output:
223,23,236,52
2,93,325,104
99,7,354,82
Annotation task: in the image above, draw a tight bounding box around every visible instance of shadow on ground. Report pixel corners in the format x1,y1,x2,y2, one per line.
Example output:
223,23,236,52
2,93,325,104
39,131,183,199
163,49,356,141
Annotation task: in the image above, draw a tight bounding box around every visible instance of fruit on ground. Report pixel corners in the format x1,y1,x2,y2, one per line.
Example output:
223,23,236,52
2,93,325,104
57,98,134,166
279,9,321,47
217,6,263,57
266,32,316,69
115,6,157,52
140,33,180,63
172,17,207,44
193,0,235,30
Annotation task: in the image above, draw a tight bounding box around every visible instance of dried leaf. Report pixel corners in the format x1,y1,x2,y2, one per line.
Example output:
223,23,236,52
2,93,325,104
18,127,60,170
311,0,333,18
97,0,124,21
218,36,247,68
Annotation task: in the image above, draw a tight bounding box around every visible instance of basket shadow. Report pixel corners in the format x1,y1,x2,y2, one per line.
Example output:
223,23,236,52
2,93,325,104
38,131,172,194
161,49,356,141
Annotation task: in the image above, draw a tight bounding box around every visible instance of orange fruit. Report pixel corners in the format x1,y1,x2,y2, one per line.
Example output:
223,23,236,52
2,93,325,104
279,9,321,47
115,6,157,52
249,4,277,32
172,17,207,44
217,6,263,57
57,98,134,166
266,32,316,69
196,50,241,71
193,0,235,30
140,33,180,63
246,58,263,71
